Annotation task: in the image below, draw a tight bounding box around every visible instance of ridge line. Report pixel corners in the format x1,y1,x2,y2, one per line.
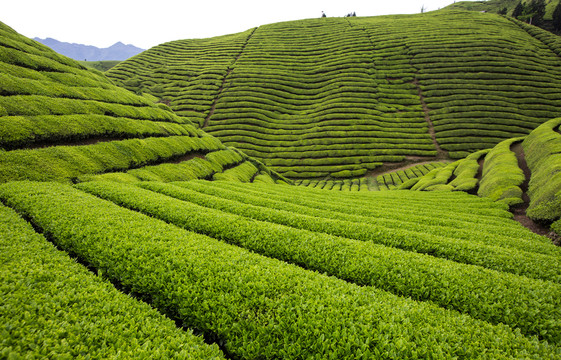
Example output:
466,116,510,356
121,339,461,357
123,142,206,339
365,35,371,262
202,27,258,129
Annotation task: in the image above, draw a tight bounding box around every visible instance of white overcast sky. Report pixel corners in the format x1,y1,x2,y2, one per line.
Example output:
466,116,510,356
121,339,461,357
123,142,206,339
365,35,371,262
3,0,477,49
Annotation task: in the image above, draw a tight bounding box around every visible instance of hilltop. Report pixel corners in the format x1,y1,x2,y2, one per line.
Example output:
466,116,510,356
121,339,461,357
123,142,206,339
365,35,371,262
108,10,561,180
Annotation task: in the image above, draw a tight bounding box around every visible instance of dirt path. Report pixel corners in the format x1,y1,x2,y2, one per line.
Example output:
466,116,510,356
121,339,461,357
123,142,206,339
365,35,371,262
510,142,557,241
203,28,258,129
412,78,448,159
166,152,207,164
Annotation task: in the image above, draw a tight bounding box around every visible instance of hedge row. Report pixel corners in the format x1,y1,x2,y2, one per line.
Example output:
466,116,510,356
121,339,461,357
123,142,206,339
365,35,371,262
212,160,259,182
522,118,561,221
0,135,224,183
0,72,153,107
0,199,224,359
0,95,179,122
178,180,560,268
75,180,561,344
201,17,431,177
3,181,560,358
171,180,550,254
218,181,542,236
107,29,254,126
356,11,561,156
0,114,197,150
478,137,526,206
296,178,368,191
376,162,448,190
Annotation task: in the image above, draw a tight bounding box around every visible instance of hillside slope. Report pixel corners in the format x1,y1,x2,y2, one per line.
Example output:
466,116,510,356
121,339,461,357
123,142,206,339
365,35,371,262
2,17,561,359
108,10,561,179
0,21,287,184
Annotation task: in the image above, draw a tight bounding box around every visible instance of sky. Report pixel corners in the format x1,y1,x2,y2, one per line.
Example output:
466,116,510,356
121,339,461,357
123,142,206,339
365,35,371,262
3,0,478,49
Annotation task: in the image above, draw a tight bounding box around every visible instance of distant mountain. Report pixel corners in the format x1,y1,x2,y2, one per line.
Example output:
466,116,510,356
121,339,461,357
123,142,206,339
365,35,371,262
33,37,144,61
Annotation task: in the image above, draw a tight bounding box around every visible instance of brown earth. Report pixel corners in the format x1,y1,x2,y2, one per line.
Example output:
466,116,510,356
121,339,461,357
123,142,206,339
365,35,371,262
412,78,448,160
510,142,556,241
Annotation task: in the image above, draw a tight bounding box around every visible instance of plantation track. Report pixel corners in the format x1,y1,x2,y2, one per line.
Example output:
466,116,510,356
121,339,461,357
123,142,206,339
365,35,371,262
413,77,448,159
203,27,258,129
7,135,121,150
510,142,552,237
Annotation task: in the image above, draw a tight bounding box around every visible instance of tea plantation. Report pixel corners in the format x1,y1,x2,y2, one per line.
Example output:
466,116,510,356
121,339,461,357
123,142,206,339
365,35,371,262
2,9,561,359
0,21,287,185
109,10,561,178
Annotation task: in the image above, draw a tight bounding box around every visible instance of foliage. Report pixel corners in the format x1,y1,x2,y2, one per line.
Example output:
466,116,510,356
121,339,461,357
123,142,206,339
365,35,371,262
522,117,561,221
0,202,224,359
107,10,561,178
376,161,449,190
477,137,526,206
0,20,285,185
78,60,121,72
72,179,561,343
1,181,560,358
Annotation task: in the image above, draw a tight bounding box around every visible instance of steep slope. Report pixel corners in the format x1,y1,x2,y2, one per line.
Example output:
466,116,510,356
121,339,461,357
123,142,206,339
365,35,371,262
108,10,561,179
0,21,286,184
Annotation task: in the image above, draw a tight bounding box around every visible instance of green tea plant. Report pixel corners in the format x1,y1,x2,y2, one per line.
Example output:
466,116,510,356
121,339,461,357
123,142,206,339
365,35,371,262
1,181,559,358
0,202,225,359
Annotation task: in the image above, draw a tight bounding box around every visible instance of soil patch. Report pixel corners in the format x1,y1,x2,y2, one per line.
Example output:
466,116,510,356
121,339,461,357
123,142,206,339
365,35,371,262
510,142,555,241
475,158,485,182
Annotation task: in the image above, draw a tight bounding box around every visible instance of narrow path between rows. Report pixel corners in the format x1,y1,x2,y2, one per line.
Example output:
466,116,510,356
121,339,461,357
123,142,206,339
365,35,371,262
6,135,135,151
510,142,556,242
412,78,448,160
203,27,258,129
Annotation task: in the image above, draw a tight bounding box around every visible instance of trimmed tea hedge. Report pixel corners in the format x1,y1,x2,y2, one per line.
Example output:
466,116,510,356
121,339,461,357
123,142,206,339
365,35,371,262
0,201,224,359
1,181,559,358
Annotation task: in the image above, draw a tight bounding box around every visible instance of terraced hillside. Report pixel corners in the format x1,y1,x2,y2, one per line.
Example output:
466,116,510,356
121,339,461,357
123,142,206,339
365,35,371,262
0,21,286,184
3,16,561,358
108,10,561,179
